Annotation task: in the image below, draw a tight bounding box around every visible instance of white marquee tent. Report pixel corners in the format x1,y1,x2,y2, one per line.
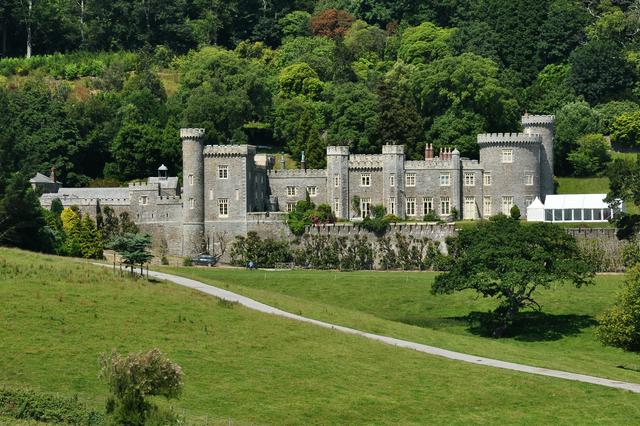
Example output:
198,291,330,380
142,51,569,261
526,194,621,223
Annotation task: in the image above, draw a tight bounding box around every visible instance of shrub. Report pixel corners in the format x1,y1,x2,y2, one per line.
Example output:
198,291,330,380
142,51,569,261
182,257,192,266
567,133,611,177
0,387,103,425
597,266,640,351
360,204,390,235
230,232,292,268
423,211,440,222
510,204,521,220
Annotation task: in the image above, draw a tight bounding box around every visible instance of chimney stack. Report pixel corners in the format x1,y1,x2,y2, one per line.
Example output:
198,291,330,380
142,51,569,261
280,152,285,170
50,166,57,183
301,150,306,171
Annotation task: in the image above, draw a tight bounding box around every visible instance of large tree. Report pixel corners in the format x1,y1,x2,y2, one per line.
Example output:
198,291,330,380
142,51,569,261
432,216,594,337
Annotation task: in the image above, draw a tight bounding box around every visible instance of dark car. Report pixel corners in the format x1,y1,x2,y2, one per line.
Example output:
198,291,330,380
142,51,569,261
192,254,217,267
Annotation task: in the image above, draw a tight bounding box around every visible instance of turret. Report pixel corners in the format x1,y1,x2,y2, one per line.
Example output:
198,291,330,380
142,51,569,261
382,144,405,217
326,145,349,219
180,128,205,256
522,114,555,198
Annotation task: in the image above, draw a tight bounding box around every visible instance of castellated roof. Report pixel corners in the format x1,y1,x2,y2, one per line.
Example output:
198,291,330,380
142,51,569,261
521,115,555,125
41,187,130,202
476,132,542,145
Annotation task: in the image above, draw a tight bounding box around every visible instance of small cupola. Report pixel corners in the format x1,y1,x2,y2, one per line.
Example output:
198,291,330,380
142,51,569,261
158,164,168,180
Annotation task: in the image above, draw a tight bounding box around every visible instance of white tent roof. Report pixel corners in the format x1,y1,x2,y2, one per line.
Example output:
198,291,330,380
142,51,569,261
528,197,544,209
543,194,611,210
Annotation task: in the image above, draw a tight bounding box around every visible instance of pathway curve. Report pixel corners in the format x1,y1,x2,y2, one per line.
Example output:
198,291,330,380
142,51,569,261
99,265,640,393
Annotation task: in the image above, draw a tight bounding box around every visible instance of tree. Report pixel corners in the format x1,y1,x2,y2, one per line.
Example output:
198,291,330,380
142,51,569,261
611,111,640,148
597,266,640,352
310,8,354,39
327,82,380,153
432,216,594,337
568,39,636,104
108,233,153,275
100,348,183,425
595,100,640,135
554,101,602,175
567,133,611,176
397,21,455,65
510,204,521,220
278,10,311,40
343,19,386,60
278,63,324,99
524,64,579,114
79,214,103,259
605,156,640,240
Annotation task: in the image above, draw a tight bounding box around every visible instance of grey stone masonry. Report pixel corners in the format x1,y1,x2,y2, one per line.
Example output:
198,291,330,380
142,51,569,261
181,128,206,256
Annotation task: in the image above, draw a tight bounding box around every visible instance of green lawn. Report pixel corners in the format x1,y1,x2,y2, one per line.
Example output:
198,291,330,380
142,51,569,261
2,248,640,424
556,177,610,194
162,267,640,385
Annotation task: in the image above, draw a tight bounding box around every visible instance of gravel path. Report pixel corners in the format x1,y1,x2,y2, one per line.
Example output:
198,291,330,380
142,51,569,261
100,265,640,393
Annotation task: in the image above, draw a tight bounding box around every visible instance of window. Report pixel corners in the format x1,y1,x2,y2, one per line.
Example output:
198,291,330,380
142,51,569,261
286,202,296,212
218,165,229,179
389,174,395,187
334,175,340,187
307,186,317,197
483,196,492,217
525,173,534,186
525,196,533,207
218,198,228,217
388,197,396,215
502,149,513,163
189,198,195,209
286,186,296,196
574,209,583,221
464,197,476,220
361,173,371,187
440,173,450,186
360,198,371,218
440,197,451,215
139,195,148,205
464,172,475,186
502,196,514,215
405,173,416,187
333,198,340,216
484,172,492,186
423,197,434,214
235,189,240,201
209,189,213,200
188,174,194,185
406,197,416,216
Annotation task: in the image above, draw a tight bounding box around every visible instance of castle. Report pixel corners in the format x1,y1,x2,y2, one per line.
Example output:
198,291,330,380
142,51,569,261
36,114,555,256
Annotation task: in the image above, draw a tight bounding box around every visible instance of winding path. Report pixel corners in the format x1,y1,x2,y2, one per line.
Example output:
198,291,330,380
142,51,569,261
101,265,640,393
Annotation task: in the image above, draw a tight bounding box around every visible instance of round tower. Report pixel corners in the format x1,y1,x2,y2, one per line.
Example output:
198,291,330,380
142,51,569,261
180,128,205,256
522,114,555,198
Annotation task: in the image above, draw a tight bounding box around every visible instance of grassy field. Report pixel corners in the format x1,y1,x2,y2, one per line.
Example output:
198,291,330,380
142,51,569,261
2,248,640,424
556,176,610,194
162,267,640,385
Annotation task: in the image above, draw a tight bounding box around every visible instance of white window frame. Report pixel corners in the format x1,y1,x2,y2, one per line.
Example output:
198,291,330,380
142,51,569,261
189,198,195,209
139,195,148,205
464,197,476,220
333,198,340,216
286,186,296,197
406,197,416,216
286,202,296,212
188,174,194,186
502,196,514,215
334,175,340,187
440,197,451,215
209,189,213,200
388,197,396,215
502,149,513,163
307,186,317,197
360,198,371,218
440,173,450,187
484,172,492,186
218,165,229,179
218,198,229,217
361,173,371,187
405,173,416,187
389,174,395,187
525,173,534,186
423,197,434,214
483,196,492,217
464,172,475,186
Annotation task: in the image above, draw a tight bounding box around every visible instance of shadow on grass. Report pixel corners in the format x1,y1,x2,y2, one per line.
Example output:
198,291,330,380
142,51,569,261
399,311,597,342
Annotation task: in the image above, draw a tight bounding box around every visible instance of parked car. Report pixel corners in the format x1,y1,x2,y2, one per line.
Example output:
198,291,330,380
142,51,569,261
191,254,217,266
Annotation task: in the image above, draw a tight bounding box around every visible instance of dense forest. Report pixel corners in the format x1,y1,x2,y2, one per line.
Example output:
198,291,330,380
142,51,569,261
0,0,640,189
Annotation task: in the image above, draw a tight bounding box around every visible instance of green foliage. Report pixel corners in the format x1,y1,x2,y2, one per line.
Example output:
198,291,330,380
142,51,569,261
107,233,153,274
229,232,292,268
432,216,594,337
100,348,183,426
286,196,335,236
278,63,324,99
360,204,390,235
597,267,640,352
610,111,640,147
182,257,193,267
398,22,456,65
595,101,640,135
0,387,103,425
567,133,612,177
554,101,602,175
279,11,312,40
510,204,521,220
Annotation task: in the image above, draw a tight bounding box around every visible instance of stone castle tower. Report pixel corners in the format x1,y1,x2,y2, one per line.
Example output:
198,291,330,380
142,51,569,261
181,128,206,256
522,114,555,198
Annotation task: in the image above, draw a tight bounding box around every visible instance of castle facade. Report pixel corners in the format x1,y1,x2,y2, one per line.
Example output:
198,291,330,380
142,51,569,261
37,114,555,256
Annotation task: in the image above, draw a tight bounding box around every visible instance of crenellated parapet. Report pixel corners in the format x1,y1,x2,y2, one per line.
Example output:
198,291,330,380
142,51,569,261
157,195,182,205
349,154,383,170
180,128,205,140
404,159,453,169
203,144,256,157
267,169,326,178
327,145,350,155
128,181,159,191
477,132,542,145
521,115,555,126
382,145,404,154
461,159,481,168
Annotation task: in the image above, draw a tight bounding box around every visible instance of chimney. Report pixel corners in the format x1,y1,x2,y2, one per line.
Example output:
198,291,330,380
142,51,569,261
301,150,306,171
50,166,57,183
280,152,285,171
439,147,443,159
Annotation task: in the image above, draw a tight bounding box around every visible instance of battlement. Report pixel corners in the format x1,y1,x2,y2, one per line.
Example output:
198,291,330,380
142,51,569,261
158,195,182,204
477,132,542,145
349,154,383,169
521,114,555,126
327,145,349,155
461,159,481,168
267,169,327,178
128,181,158,191
404,159,453,170
203,144,256,157
180,128,205,140
382,145,404,155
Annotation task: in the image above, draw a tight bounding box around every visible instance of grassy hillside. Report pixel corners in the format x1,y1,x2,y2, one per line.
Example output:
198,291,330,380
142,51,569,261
556,177,610,194
2,248,640,424
163,268,640,385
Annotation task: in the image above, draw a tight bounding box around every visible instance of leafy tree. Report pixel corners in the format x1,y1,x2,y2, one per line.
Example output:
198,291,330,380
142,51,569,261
343,19,386,60
108,122,163,180
275,36,336,80
79,214,103,259
360,204,389,235
107,233,153,275
524,64,579,114
611,111,640,147
595,100,640,135
100,348,183,425
432,216,594,337
597,266,640,352
605,156,640,240
327,82,380,153
567,133,611,176
510,204,521,220
568,39,636,104
278,63,324,99
310,8,354,39
279,10,311,39
537,0,590,66
426,107,485,159
397,22,456,65
554,101,602,175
